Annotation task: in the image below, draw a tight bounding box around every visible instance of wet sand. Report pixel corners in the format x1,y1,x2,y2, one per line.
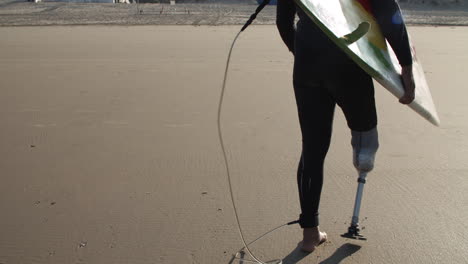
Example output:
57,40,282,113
1,25,468,263
1,1,468,26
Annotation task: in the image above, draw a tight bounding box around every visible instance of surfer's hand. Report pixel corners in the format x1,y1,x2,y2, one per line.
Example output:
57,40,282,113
399,65,415,104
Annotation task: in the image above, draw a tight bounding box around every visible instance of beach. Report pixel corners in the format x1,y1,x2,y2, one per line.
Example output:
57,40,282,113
1,1,468,26
1,4,468,264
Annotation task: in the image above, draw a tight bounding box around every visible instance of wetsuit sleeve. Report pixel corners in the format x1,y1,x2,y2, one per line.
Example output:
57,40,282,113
276,0,296,54
371,0,413,66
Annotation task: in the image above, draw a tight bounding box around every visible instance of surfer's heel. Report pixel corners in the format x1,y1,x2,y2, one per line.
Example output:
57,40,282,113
351,128,379,172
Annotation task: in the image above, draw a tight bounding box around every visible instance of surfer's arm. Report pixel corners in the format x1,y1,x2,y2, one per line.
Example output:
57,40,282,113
371,0,412,66
372,0,415,104
276,0,296,54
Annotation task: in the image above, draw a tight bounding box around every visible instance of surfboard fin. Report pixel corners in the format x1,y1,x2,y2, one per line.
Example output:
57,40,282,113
340,22,371,45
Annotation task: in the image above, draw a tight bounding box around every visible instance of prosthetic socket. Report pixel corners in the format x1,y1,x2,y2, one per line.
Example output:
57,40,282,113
351,128,379,172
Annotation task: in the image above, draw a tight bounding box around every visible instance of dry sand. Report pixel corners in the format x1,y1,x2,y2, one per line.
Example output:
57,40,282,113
1,25,468,263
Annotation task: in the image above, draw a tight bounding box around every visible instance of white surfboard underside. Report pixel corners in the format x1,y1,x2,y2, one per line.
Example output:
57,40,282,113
295,0,440,126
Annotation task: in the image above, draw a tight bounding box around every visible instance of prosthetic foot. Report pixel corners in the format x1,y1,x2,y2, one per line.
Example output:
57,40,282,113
342,128,379,240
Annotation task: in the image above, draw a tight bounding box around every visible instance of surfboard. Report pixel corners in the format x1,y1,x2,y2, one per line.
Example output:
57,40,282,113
294,0,440,126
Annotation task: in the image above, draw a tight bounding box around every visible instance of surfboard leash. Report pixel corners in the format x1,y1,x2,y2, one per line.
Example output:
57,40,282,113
217,1,299,264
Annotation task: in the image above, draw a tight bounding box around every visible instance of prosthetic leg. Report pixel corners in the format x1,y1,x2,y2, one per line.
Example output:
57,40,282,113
342,128,379,240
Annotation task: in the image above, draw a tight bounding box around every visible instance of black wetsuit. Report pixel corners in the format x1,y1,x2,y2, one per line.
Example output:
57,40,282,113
276,0,412,228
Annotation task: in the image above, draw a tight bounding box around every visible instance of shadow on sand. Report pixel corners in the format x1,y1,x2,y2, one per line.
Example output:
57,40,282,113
228,243,361,264
318,243,361,264
281,243,361,264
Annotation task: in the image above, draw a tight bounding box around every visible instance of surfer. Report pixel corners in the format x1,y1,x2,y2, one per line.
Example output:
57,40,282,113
276,0,414,252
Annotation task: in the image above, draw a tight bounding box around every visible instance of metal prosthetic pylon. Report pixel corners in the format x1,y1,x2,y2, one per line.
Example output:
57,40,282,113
342,128,378,240
342,170,368,240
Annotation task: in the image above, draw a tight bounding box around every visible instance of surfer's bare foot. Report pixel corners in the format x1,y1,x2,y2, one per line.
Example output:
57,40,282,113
300,227,327,253
400,65,415,104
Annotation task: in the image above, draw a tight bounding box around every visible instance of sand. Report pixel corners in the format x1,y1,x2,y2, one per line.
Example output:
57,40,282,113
0,25,468,263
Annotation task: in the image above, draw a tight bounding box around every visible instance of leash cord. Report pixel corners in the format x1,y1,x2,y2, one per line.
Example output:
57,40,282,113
217,29,299,264
217,30,268,264
217,1,300,263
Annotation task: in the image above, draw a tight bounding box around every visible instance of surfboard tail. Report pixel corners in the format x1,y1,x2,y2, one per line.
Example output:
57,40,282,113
409,103,440,126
